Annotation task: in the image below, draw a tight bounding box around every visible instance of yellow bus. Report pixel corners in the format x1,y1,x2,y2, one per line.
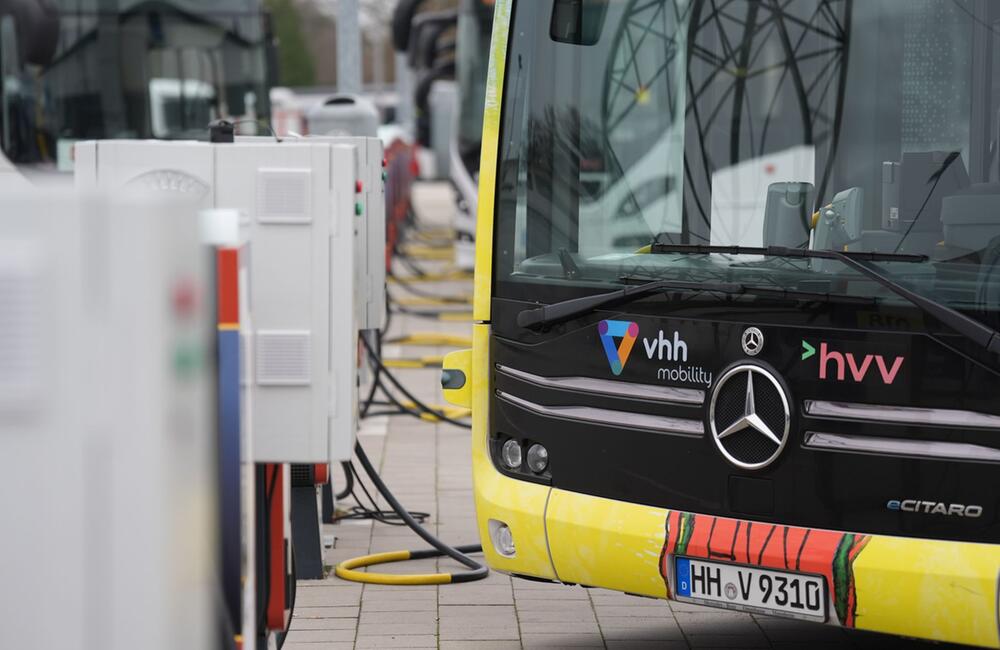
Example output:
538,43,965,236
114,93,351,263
444,0,1000,646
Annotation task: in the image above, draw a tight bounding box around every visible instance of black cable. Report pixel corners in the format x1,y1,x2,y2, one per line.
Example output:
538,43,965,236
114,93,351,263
389,270,471,304
227,118,282,143
349,332,462,524
360,372,382,418
335,461,354,501
390,302,469,320
361,333,472,429
354,441,487,583
376,374,426,415
256,467,280,635
336,461,430,526
360,330,383,419
382,291,394,334
362,409,422,418
404,206,423,231
892,151,959,254
361,332,471,429
397,251,432,278
334,504,431,526
387,279,469,318
276,541,296,650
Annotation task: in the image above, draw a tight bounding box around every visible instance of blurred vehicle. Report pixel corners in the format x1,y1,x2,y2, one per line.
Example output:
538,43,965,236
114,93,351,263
380,122,420,272
450,0,493,269
0,0,274,172
393,0,457,177
269,86,305,137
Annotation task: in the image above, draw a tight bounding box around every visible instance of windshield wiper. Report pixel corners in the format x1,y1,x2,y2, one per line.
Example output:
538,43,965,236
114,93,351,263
649,243,927,263
516,276,875,330
649,244,1000,355
827,251,1000,355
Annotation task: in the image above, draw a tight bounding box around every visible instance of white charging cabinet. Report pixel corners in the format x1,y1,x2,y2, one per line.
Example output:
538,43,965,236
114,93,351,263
0,190,216,650
255,136,387,332
75,138,384,463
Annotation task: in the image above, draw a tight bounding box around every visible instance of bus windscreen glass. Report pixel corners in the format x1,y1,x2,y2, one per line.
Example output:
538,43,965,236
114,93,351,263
494,0,1000,329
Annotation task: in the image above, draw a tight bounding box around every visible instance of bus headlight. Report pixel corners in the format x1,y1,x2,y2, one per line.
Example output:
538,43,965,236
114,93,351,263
501,439,522,469
526,444,549,473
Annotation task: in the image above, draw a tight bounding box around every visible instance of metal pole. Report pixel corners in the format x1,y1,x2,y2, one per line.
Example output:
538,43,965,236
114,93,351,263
395,52,415,131
372,34,386,90
336,0,363,95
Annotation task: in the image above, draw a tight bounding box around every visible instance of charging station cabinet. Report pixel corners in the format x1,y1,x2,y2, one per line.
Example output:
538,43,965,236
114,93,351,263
75,138,385,465
0,190,216,650
235,134,387,334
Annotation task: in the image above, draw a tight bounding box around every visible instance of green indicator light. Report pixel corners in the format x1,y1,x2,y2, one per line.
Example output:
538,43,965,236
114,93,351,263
355,202,364,216
382,170,388,182
173,343,202,377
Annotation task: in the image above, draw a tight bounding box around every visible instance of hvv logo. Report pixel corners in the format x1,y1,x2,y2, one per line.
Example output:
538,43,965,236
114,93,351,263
598,320,640,376
801,340,905,384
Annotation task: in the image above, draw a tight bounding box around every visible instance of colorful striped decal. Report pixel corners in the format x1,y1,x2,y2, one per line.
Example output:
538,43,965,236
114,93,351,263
216,247,243,637
661,511,871,626
217,247,240,329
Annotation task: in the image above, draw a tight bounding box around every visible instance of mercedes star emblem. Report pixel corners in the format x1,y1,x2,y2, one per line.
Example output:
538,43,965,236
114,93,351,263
708,364,790,470
741,327,764,356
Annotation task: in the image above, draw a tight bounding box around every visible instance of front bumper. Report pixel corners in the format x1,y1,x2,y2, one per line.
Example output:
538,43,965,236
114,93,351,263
465,323,1000,647
476,464,1000,648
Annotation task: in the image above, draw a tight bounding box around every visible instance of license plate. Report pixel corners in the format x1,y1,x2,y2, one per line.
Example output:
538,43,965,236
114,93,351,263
674,557,827,621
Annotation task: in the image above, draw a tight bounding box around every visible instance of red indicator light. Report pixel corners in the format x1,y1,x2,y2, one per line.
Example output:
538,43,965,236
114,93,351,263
172,278,198,317
382,158,388,168
355,180,364,193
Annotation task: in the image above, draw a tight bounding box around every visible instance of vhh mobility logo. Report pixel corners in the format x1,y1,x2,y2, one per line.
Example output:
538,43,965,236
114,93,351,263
801,340,905,384
598,320,639,376
597,320,712,385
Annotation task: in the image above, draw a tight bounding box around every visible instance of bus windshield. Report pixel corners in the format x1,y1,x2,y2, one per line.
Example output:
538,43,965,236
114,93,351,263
0,0,271,167
494,0,1000,327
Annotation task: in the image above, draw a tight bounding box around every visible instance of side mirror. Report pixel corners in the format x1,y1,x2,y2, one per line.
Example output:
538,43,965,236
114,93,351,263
441,348,472,409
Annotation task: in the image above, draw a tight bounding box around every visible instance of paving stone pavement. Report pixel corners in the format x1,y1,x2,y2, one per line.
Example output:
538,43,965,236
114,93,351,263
284,183,963,650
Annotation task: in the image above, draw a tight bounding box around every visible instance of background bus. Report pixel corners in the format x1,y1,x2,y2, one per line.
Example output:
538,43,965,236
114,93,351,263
0,0,273,171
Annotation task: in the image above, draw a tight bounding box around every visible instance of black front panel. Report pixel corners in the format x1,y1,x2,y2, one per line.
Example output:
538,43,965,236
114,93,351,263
489,296,1000,544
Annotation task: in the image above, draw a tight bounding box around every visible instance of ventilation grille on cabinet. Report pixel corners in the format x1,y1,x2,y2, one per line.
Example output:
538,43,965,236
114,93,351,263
290,463,314,487
256,169,312,224
255,331,311,385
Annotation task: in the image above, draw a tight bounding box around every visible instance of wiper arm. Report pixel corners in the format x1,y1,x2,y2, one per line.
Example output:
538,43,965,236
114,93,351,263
829,252,1000,355
516,276,875,330
649,243,927,263
650,243,1000,353
517,278,728,329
